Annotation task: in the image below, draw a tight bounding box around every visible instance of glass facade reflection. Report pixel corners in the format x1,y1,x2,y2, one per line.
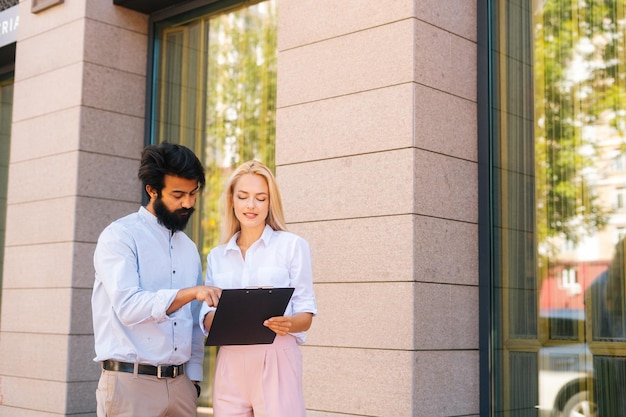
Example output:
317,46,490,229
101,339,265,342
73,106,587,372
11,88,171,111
489,0,626,415
150,1,277,413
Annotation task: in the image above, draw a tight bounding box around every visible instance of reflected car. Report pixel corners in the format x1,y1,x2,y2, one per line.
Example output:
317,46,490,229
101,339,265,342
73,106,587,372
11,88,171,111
538,306,595,417
538,342,595,417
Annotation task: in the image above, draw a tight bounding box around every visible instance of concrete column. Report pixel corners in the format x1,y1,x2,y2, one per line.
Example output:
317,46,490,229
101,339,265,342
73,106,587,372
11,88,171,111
276,1,479,415
0,1,147,415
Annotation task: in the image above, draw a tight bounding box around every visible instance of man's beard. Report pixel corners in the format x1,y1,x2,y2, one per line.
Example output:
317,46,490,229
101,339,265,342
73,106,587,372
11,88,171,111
153,197,195,232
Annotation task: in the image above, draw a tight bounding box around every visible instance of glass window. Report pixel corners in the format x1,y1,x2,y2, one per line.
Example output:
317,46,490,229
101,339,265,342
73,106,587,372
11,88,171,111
0,75,13,320
487,0,626,415
149,0,277,413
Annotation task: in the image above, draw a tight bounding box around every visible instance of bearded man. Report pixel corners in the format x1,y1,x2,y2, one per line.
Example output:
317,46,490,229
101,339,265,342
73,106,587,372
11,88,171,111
91,142,221,417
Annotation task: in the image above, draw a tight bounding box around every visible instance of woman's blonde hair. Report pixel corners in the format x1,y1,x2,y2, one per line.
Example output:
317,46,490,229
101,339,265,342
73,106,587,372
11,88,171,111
220,160,287,243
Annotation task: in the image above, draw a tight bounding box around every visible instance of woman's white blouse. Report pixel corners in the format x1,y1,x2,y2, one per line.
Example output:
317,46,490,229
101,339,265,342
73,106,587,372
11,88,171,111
200,225,317,344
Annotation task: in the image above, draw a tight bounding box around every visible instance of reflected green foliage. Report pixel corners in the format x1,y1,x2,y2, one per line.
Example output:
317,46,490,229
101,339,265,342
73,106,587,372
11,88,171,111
492,1,626,413
153,1,277,262
202,1,277,258
534,0,621,247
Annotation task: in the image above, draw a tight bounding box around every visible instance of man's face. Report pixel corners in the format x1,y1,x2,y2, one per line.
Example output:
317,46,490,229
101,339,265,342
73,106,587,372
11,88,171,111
149,174,200,232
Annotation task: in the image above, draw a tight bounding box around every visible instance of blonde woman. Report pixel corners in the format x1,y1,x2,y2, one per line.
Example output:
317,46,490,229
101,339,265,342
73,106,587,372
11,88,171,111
199,160,317,417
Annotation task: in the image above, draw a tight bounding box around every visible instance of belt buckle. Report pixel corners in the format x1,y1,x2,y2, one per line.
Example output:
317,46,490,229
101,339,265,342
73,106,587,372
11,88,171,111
156,365,179,378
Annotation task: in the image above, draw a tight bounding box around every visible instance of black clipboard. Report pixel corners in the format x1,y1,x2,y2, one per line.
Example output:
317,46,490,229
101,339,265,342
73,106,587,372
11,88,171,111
205,287,294,346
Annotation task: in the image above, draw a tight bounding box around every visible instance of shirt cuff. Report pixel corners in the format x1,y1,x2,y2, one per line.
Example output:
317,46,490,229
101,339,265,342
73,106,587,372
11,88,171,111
186,363,203,382
152,289,179,322
199,303,217,335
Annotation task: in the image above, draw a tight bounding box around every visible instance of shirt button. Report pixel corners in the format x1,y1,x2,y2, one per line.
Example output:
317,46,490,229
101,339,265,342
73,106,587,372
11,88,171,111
173,270,176,274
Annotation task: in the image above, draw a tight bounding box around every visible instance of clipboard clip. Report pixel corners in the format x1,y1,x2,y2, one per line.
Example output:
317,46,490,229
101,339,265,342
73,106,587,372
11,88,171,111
245,286,274,293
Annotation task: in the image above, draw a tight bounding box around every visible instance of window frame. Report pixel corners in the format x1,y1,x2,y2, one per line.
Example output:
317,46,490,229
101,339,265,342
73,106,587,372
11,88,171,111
477,0,492,415
144,0,247,150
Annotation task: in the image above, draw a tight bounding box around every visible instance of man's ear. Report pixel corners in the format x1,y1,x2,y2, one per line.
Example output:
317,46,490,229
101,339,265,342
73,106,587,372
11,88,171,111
146,185,158,200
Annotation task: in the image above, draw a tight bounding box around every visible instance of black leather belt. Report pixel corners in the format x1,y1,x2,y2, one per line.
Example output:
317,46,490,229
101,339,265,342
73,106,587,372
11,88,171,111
102,360,185,378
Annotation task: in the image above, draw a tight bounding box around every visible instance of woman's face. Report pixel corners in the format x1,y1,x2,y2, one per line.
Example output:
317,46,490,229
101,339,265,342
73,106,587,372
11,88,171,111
233,173,269,232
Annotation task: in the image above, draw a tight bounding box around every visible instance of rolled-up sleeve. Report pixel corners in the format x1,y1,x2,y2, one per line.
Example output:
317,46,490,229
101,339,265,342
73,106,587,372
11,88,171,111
95,226,177,325
199,253,217,335
288,237,317,316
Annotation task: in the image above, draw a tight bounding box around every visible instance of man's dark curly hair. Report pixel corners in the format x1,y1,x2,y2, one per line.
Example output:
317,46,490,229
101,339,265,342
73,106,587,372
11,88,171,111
138,142,206,199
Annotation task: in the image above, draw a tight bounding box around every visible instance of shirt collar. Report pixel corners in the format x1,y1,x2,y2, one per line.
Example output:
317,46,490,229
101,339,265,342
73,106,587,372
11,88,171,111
225,224,274,253
259,224,274,244
138,206,173,236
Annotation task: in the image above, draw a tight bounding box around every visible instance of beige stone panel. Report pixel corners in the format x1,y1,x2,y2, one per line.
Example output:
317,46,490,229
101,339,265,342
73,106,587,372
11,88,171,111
0,333,69,380
0,407,63,417
413,282,478,350
277,19,414,107
1,243,96,290
12,63,83,122
87,0,149,33
70,288,95,335
414,19,477,102
277,84,413,164
303,346,413,416
288,216,414,284
10,107,81,162
2,242,74,288
77,152,141,201
307,412,364,417
84,18,148,76
79,106,145,158
414,83,477,162
66,379,99,414
4,197,75,246
278,0,413,50
0,376,68,415
414,149,477,223
67,335,100,380
17,0,85,41
13,19,84,81
413,350,479,416
416,0,477,41
7,152,78,204
306,282,413,350
82,62,145,118
277,149,414,223
1,288,71,334
73,241,97,288
75,197,140,244
414,215,478,286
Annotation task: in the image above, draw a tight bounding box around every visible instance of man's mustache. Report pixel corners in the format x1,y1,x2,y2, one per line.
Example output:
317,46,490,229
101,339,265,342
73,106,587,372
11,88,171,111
175,207,195,216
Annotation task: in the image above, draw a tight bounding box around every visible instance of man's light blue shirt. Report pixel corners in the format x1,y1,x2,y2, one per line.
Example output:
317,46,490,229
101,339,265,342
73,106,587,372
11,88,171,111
92,206,205,381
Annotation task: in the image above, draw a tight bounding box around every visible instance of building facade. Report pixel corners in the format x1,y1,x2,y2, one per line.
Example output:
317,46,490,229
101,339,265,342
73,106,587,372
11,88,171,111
0,1,479,416
11,0,623,416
